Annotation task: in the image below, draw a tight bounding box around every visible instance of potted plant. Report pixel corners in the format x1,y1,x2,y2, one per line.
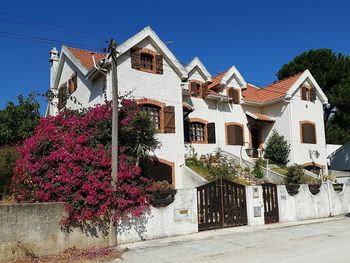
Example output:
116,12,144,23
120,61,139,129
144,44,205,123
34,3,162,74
151,180,176,207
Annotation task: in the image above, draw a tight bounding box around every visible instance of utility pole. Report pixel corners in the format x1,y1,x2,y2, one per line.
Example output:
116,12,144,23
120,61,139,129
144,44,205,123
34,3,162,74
107,39,118,246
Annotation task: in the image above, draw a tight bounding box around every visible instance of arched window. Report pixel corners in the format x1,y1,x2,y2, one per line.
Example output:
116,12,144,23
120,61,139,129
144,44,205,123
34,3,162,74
141,104,161,129
227,88,240,104
226,123,244,145
300,121,316,144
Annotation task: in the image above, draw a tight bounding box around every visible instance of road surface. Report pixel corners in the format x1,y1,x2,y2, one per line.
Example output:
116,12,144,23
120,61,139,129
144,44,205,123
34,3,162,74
114,217,350,263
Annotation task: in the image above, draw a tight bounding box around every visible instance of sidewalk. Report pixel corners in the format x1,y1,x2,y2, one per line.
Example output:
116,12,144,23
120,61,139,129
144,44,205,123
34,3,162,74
111,216,347,262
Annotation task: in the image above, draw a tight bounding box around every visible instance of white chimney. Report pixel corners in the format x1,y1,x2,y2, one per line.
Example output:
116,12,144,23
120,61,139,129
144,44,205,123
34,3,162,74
49,47,59,89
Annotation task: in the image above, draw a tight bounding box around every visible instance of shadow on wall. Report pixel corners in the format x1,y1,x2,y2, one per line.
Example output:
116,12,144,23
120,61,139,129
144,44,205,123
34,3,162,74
117,208,152,241
66,217,110,238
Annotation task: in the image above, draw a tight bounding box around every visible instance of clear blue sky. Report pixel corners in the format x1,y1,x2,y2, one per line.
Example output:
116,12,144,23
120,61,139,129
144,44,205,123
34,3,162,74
1,0,350,114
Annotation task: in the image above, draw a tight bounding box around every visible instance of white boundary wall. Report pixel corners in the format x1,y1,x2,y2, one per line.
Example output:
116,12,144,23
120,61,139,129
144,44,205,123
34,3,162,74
277,183,350,222
117,188,198,244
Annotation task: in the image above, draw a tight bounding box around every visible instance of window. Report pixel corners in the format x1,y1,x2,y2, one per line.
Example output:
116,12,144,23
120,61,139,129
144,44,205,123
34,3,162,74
142,158,174,185
190,82,201,97
141,104,161,129
301,86,316,101
226,123,244,145
300,121,316,144
57,83,69,111
228,88,240,104
140,53,154,71
190,122,205,142
130,47,163,74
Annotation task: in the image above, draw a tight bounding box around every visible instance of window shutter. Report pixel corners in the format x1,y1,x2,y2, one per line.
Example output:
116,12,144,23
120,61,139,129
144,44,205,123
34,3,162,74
200,84,208,98
58,83,68,111
302,123,316,143
311,87,317,101
183,119,190,142
227,125,234,145
155,54,163,74
164,106,175,133
301,87,307,100
130,47,141,69
207,122,216,144
233,89,239,104
68,73,77,94
234,125,243,145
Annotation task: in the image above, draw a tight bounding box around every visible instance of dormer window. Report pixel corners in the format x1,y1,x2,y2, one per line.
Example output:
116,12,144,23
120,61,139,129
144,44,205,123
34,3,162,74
227,88,240,104
190,82,201,97
301,86,316,101
140,53,154,71
130,47,163,74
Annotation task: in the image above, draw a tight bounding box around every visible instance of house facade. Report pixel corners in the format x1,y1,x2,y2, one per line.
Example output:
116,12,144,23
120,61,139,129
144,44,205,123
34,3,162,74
46,26,328,188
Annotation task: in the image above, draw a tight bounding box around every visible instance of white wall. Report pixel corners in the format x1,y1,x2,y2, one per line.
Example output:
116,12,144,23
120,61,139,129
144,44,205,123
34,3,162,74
117,188,198,244
277,183,350,223
289,82,327,168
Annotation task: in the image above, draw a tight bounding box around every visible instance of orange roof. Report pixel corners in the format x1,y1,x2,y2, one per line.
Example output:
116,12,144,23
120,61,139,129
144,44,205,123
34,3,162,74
67,47,106,70
246,111,275,122
208,70,228,89
242,73,302,103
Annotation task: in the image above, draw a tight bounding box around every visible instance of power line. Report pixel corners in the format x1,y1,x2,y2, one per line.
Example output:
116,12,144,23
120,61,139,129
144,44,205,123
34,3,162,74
0,30,101,50
0,10,107,41
0,17,108,42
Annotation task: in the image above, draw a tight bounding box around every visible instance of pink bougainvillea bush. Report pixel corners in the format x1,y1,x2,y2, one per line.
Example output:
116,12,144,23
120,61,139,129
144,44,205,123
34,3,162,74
12,100,154,226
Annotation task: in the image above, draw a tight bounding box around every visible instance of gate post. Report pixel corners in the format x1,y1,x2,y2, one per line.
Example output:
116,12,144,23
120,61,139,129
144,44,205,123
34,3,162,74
245,185,265,226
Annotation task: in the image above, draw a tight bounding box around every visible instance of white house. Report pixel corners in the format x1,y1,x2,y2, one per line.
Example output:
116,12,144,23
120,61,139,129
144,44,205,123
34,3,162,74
46,26,329,188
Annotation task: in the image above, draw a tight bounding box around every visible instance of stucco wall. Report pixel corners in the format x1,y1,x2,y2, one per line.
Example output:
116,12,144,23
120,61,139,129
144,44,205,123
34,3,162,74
117,188,198,244
277,183,350,223
0,203,108,261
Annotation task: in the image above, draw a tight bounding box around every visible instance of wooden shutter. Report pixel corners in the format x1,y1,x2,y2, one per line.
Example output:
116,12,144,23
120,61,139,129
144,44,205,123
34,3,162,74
183,119,190,142
233,89,239,104
164,106,175,133
58,83,68,111
234,125,243,145
301,87,307,100
227,125,235,145
68,73,77,94
302,123,316,143
200,84,208,98
155,54,163,74
207,122,216,144
310,87,317,101
130,47,141,69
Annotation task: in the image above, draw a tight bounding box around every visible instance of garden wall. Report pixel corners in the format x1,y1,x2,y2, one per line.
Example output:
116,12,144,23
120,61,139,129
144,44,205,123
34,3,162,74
117,188,198,244
0,202,108,262
277,183,350,222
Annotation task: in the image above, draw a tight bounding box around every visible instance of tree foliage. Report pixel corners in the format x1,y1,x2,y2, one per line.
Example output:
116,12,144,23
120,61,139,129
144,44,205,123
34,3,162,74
0,95,40,147
264,130,290,165
0,146,19,199
286,165,304,185
277,49,350,144
12,99,159,226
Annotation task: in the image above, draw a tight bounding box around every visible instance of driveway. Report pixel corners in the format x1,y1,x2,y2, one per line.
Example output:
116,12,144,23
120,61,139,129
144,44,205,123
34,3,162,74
113,217,350,263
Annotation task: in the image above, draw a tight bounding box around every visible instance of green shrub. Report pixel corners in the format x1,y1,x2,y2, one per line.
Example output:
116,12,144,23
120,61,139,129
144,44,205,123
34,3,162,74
286,165,304,184
264,130,290,165
252,158,265,179
0,146,19,198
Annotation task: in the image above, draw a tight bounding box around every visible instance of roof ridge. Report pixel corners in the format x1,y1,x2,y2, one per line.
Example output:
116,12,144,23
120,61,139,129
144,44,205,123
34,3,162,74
262,72,303,89
67,46,106,55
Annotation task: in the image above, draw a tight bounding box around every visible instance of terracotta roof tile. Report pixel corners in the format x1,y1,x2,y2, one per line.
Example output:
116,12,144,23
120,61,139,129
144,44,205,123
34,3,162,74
246,112,275,122
67,47,106,70
242,73,302,103
208,70,228,89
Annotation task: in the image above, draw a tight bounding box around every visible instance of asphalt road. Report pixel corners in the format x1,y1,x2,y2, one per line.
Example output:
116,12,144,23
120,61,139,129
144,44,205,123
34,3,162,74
115,217,350,263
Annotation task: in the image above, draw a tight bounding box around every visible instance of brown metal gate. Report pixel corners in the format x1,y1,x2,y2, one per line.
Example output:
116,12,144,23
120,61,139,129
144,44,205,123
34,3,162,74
197,178,248,231
262,183,279,224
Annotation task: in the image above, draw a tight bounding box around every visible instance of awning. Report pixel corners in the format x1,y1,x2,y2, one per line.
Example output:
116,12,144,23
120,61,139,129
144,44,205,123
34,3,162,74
246,111,275,122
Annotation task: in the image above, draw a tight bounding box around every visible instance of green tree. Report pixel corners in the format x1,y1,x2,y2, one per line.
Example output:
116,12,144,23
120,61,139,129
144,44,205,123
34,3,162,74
277,49,350,144
264,130,290,165
0,146,19,198
0,95,40,146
